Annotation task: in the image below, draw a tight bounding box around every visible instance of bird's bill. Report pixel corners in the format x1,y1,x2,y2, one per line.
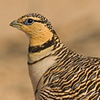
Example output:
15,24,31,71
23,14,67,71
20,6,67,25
10,20,22,30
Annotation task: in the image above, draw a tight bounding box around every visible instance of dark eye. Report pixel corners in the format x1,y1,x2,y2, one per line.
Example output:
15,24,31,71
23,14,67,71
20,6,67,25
24,19,34,25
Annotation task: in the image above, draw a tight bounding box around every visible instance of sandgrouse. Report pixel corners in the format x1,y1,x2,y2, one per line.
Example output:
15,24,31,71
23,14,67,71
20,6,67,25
10,13,100,100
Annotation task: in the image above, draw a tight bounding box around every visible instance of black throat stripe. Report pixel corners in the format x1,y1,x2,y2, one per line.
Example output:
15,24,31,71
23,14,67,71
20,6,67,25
29,36,54,53
28,54,51,65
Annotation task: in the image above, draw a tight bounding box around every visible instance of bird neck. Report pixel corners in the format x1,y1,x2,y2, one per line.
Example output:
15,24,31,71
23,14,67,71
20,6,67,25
28,36,55,53
28,31,58,93
29,27,54,47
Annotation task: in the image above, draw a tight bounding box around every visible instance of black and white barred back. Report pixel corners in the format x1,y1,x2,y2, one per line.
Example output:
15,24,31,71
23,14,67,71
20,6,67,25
36,34,100,100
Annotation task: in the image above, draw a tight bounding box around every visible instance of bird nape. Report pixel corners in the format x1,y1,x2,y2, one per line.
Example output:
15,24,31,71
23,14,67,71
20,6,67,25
10,13,100,100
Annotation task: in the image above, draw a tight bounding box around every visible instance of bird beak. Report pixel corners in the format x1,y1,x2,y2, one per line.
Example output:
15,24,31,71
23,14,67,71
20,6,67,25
10,20,22,30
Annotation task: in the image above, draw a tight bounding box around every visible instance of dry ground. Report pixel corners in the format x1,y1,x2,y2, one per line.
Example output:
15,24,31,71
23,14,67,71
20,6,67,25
1,0,100,100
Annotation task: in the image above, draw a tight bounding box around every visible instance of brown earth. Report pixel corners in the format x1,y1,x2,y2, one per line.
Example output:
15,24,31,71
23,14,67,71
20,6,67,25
1,0,100,100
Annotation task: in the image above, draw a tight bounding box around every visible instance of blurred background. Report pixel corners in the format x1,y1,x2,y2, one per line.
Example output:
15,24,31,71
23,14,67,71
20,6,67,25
1,0,100,100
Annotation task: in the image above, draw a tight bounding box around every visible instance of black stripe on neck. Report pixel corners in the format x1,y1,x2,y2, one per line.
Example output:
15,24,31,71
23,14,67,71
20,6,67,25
28,54,51,65
29,36,54,53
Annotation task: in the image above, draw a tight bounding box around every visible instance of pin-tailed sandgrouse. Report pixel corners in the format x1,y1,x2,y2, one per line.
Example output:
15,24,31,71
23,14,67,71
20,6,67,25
10,13,100,100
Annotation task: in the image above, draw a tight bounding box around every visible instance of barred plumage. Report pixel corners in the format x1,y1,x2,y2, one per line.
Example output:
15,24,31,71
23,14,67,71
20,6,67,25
10,13,100,100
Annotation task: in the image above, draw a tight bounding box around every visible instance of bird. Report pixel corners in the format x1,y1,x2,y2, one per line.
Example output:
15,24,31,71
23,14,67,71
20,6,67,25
10,13,100,100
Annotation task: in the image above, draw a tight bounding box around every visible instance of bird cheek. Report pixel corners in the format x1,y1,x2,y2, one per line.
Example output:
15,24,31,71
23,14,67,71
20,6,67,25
21,25,32,35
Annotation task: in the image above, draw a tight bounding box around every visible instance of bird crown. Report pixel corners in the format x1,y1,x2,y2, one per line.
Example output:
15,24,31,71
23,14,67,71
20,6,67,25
19,13,54,31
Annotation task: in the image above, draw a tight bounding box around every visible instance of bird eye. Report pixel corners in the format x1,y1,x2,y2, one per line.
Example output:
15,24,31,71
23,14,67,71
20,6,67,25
24,18,34,25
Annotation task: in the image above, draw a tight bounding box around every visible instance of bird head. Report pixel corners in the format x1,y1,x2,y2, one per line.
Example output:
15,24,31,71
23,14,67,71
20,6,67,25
10,13,56,46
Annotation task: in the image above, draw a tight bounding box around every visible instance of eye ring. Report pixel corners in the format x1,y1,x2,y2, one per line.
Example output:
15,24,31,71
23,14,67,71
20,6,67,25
24,18,34,25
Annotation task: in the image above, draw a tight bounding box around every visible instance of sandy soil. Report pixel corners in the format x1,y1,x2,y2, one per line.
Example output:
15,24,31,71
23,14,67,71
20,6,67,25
1,0,100,100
